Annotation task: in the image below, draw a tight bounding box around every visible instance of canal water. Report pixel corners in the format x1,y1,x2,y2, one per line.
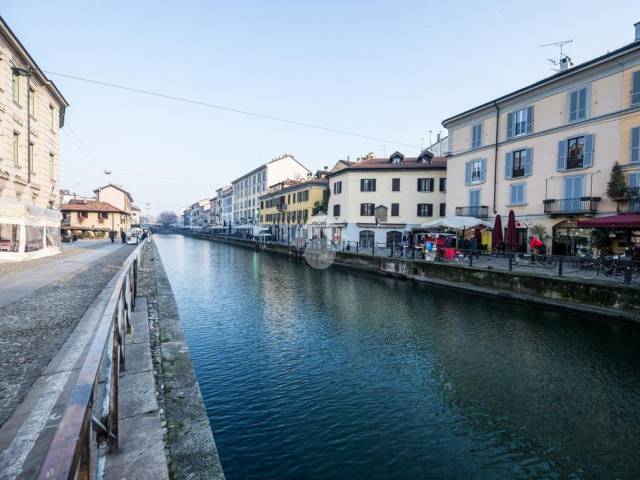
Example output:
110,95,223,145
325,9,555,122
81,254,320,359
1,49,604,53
155,235,640,479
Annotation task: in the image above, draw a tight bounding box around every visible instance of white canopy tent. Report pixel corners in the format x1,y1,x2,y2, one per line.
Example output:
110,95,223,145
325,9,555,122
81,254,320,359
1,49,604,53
419,216,492,230
0,198,62,262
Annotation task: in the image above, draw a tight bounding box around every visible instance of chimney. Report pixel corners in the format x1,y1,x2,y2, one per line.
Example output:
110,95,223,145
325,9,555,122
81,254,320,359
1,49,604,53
559,57,569,72
636,21,640,42
436,133,441,144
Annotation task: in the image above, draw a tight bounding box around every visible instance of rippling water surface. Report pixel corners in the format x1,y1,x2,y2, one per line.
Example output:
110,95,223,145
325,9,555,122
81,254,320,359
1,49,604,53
155,235,640,479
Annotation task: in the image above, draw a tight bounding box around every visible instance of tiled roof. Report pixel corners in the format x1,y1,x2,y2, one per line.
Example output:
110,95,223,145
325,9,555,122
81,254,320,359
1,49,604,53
330,156,446,175
60,201,128,214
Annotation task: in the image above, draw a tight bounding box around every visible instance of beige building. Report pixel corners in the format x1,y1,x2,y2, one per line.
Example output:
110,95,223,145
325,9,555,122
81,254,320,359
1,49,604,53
0,16,69,260
94,184,135,230
326,151,447,246
61,200,130,238
443,23,640,254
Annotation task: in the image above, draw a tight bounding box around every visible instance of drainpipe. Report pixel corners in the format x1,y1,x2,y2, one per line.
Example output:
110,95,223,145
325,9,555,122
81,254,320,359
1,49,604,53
492,102,500,214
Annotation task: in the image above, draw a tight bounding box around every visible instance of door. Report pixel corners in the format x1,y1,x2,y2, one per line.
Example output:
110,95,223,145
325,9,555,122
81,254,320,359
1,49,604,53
469,189,480,217
563,175,584,213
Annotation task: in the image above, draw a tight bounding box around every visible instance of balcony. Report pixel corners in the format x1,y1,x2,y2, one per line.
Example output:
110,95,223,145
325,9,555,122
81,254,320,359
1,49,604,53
616,198,640,213
455,206,489,219
543,197,600,216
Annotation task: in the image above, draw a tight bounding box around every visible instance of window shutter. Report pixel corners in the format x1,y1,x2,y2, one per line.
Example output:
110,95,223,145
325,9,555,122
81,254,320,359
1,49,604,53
479,158,487,182
578,88,588,120
568,91,578,122
372,179,376,192
633,71,640,105
631,127,640,164
417,178,421,191
360,204,364,215
583,134,595,167
526,106,534,133
428,204,433,216
524,148,533,176
429,178,434,192
465,161,471,185
505,152,513,179
506,112,514,138
522,184,527,204
629,173,640,191
557,140,567,171
510,184,516,204
360,179,365,191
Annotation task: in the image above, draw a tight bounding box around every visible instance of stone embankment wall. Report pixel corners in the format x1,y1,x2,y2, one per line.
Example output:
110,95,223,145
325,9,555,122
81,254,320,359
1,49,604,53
182,233,640,322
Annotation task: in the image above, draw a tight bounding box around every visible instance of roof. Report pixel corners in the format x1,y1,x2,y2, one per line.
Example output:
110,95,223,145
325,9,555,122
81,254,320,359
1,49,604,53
131,205,141,211
442,39,640,126
0,16,69,109
260,178,328,199
328,156,447,176
94,184,134,202
60,201,128,214
577,214,640,228
231,154,311,184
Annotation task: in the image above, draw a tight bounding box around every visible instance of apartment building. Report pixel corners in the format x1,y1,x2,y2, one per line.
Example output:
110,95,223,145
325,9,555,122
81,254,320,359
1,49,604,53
326,151,447,246
0,16,69,260
259,177,328,241
443,23,640,255
94,184,135,231
231,154,310,230
219,185,233,227
209,196,221,226
61,201,130,238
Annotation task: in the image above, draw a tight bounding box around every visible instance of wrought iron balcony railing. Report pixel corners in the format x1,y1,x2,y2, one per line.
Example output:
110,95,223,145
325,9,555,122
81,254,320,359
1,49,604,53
455,206,489,219
543,197,600,216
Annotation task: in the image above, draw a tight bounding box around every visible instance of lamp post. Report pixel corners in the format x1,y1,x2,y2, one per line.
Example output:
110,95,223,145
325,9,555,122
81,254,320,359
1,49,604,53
12,66,33,184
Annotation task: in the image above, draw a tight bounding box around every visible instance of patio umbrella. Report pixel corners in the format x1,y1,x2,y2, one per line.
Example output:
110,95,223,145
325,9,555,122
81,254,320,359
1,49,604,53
505,210,518,252
492,214,503,251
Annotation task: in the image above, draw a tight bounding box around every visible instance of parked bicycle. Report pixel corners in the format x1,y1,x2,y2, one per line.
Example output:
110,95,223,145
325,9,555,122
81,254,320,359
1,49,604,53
512,252,557,269
577,256,633,281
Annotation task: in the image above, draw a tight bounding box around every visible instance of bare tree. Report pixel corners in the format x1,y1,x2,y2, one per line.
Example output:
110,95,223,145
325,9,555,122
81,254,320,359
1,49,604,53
158,211,178,227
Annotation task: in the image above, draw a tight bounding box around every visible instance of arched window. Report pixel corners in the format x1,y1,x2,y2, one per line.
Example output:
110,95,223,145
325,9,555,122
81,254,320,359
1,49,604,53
386,230,402,247
359,230,375,248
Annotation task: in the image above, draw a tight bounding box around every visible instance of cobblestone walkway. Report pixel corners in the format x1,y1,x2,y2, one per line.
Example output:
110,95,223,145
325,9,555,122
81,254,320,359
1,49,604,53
0,245,135,427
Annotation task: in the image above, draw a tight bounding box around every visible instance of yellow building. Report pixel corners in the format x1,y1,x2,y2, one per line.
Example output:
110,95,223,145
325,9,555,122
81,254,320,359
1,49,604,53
259,177,329,241
60,201,130,238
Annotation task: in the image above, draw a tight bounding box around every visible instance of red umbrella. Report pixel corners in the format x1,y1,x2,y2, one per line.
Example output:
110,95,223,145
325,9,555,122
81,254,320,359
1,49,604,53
492,214,503,251
505,210,518,252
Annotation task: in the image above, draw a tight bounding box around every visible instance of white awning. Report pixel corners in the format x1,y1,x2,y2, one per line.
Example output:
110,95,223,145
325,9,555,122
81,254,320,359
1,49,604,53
419,216,492,230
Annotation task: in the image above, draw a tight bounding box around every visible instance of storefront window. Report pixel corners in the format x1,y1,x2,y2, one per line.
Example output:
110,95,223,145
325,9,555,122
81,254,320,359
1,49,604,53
25,225,45,252
0,224,21,252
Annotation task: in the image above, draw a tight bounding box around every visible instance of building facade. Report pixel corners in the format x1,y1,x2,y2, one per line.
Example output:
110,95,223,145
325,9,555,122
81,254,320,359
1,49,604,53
442,23,640,255
0,16,69,260
259,177,328,241
326,151,447,246
94,184,135,230
231,154,310,229
61,201,130,238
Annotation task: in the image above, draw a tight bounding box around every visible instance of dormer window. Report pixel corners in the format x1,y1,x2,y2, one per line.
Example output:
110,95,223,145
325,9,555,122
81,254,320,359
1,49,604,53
389,151,404,165
417,150,434,164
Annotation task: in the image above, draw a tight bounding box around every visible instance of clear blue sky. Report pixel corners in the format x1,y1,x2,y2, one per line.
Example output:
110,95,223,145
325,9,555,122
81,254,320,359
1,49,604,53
4,1,639,214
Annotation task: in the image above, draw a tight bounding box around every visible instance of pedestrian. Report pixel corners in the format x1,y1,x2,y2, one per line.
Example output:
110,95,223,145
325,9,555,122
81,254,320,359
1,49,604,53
471,234,480,259
109,230,115,243
120,229,126,244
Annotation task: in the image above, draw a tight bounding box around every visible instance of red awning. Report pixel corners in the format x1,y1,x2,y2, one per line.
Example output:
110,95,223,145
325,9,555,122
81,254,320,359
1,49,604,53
577,214,640,228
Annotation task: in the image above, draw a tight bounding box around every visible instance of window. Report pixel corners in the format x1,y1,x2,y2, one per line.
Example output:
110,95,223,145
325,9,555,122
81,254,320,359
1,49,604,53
49,153,54,178
633,71,640,105
333,204,341,216
507,106,534,138
631,127,640,164
628,173,640,195
391,203,399,216
469,189,480,207
360,203,375,216
78,211,89,219
28,143,34,173
557,135,594,171
13,132,19,166
568,86,589,123
563,175,585,212
439,203,446,216
471,123,482,148
386,231,402,247
417,204,433,217
28,88,35,116
465,158,486,184
333,181,342,194
99,212,109,219
392,178,400,191
360,178,376,192
391,156,402,165
417,178,434,192
359,230,375,247
12,71,19,102
505,148,532,178
509,183,527,205
439,178,446,192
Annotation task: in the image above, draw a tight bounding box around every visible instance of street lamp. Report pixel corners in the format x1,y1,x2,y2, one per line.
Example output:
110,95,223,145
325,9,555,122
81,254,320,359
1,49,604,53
12,66,33,184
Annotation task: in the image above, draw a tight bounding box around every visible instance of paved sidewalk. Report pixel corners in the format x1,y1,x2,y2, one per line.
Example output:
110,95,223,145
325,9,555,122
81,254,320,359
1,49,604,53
0,244,135,428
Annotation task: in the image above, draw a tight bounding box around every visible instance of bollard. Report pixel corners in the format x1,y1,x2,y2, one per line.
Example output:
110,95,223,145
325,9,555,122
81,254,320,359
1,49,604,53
508,256,513,272
558,256,563,277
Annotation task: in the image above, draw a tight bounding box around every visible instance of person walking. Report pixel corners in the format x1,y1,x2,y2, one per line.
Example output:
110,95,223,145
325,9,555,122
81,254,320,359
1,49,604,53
120,229,126,244
109,230,115,243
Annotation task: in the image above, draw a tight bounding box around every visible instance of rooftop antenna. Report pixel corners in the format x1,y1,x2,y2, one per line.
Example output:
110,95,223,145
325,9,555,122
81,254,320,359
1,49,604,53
540,40,573,71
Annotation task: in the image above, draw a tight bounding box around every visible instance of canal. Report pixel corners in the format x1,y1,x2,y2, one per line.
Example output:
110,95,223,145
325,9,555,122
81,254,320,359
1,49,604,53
155,234,640,479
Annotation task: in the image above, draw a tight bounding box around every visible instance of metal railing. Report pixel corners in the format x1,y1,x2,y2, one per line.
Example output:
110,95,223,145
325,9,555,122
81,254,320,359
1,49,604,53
543,197,600,215
37,239,145,480
455,206,489,218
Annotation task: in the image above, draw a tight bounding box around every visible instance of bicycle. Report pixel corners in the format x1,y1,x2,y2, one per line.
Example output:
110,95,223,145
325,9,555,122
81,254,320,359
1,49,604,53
512,252,557,269
577,256,631,281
